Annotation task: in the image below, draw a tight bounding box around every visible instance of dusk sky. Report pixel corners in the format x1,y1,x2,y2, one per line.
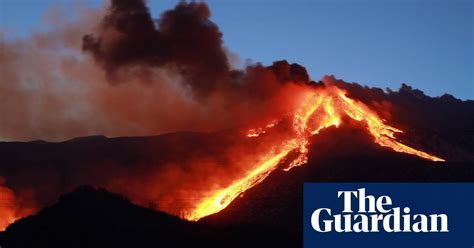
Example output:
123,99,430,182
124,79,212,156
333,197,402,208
1,0,473,99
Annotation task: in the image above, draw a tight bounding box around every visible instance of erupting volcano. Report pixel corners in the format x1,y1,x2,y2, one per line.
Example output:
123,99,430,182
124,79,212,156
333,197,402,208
1,2,472,246
184,85,444,221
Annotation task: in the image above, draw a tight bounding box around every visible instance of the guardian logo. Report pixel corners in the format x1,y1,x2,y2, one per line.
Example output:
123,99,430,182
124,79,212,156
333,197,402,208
311,188,449,233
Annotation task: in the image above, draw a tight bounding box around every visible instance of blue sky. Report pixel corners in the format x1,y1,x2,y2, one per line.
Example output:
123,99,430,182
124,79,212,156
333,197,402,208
1,0,473,99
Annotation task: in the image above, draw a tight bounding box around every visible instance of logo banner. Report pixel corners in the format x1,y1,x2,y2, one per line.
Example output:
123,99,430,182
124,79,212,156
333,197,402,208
304,183,474,248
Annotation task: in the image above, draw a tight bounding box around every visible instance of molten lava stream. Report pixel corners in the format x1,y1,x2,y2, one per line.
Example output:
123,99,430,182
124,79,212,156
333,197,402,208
183,86,444,221
184,140,299,221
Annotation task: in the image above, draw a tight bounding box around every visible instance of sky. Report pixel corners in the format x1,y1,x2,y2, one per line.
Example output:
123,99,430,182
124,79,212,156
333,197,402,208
1,0,473,99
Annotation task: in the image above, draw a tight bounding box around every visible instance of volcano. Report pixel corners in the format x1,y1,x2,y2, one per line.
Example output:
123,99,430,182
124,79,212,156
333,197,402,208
0,0,473,247
1,79,473,247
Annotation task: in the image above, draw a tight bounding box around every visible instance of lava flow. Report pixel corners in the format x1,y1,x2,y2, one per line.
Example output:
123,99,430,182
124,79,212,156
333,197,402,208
185,86,444,221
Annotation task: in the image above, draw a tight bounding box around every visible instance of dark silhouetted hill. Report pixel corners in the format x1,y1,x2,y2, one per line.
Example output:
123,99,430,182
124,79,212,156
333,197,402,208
0,185,297,248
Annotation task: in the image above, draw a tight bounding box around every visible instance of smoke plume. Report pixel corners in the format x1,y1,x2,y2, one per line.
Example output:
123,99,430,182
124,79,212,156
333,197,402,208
0,0,310,142
83,0,230,97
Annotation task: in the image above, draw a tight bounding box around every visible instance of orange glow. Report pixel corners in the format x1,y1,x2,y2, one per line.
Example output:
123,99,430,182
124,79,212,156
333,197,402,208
0,181,33,231
0,211,17,232
0,185,17,231
247,120,280,138
185,86,444,221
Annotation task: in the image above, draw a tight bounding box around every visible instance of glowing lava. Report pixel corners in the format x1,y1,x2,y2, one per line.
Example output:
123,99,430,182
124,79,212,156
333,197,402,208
185,86,444,221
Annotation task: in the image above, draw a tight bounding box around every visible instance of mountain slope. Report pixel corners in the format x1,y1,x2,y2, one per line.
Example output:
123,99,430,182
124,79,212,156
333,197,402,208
1,125,473,248
0,185,296,248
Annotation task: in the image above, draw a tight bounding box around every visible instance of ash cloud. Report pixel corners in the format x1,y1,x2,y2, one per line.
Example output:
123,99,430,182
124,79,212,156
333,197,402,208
82,0,230,96
0,0,310,142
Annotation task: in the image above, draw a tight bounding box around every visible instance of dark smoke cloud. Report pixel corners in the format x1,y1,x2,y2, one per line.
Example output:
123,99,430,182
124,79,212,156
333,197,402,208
83,0,230,96
0,0,311,142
